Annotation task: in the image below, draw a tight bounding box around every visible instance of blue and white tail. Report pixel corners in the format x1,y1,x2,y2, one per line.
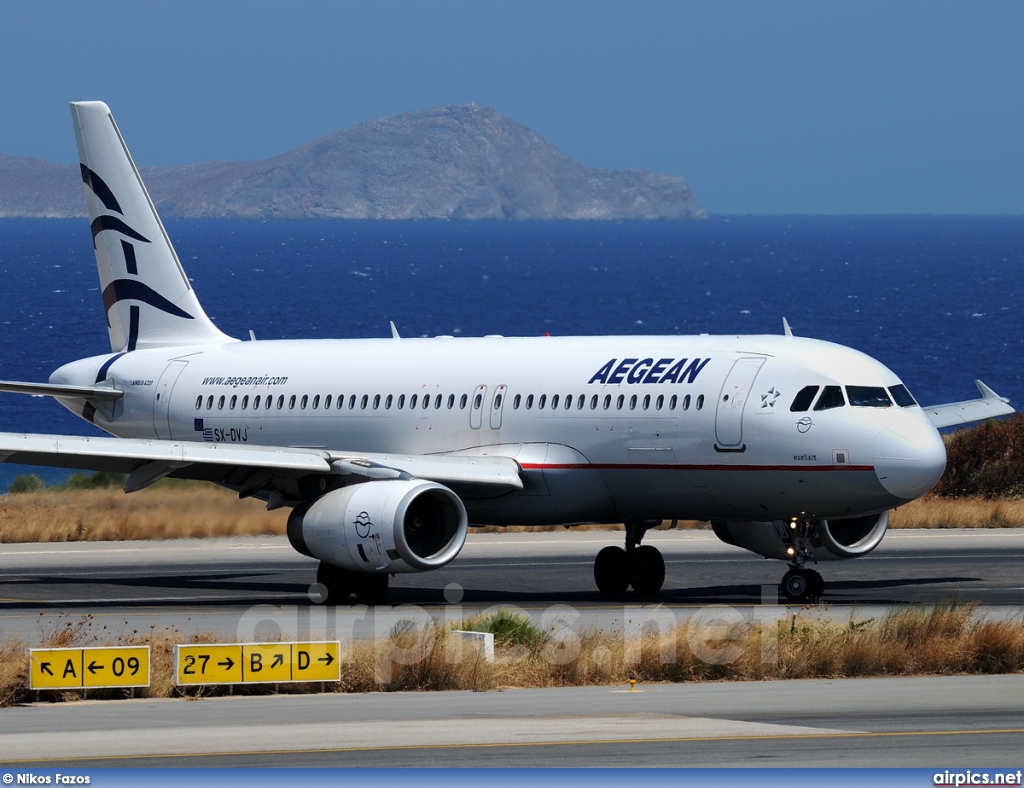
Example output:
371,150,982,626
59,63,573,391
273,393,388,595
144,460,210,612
71,101,233,352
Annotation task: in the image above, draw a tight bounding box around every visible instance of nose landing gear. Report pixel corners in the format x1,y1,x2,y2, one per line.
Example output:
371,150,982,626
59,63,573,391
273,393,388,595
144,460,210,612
593,520,665,596
779,519,824,604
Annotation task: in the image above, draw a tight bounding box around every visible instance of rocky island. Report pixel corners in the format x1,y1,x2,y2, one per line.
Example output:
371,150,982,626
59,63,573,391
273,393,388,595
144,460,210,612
0,105,704,220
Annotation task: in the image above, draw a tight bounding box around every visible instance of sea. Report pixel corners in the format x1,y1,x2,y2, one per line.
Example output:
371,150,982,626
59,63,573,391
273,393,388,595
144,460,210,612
0,216,1021,490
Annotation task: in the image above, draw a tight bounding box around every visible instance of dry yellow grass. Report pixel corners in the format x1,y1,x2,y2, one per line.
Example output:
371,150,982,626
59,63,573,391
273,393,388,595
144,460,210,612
0,483,286,543
890,495,1024,528
4,603,1022,706
0,483,1022,545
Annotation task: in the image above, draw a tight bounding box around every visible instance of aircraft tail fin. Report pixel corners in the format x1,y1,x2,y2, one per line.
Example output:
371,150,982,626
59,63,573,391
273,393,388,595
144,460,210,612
70,101,233,352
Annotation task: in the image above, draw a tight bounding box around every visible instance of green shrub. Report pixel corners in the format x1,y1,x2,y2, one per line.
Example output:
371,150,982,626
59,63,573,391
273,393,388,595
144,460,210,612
7,474,45,494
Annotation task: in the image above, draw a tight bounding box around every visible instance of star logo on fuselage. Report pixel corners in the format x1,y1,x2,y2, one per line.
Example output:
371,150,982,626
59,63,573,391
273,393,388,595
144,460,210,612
761,387,781,408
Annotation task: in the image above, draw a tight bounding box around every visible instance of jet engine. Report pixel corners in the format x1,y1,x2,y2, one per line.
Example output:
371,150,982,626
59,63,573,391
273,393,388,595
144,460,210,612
711,511,890,561
287,479,468,574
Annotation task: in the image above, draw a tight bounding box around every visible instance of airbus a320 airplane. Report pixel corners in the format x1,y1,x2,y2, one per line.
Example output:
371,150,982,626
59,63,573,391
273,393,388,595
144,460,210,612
0,102,1014,604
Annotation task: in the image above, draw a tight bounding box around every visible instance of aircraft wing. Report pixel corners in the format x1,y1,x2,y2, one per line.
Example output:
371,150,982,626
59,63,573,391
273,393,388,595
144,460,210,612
0,432,523,499
923,380,1014,428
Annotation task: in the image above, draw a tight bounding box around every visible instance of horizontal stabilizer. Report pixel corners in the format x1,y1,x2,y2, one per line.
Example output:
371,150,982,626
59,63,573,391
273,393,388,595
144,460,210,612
923,380,1014,428
0,379,123,401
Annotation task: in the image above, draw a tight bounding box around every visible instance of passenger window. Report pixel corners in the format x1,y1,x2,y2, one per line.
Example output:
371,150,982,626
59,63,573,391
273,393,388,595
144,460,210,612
241,395,249,410
565,394,572,411
288,395,296,410
361,394,369,409
847,386,892,408
590,395,598,409
513,394,521,409
398,394,406,409
629,395,637,411
324,395,332,409
254,395,261,410
207,395,214,410
276,395,284,409
195,396,202,410
813,386,845,411
643,395,651,410
669,395,677,410
375,394,382,409
300,395,308,409
447,394,455,409
577,394,585,410
312,395,320,409
603,394,611,410
386,395,393,409
434,394,442,409
539,394,547,410
696,394,705,410
790,385,820,412
682,395,690,411
336,395,344,409
656,395,664,410
348,395,356,409
889,384,917,407
526,394,534,410
230,395,237,410
616,394,624,410
423,394,431,410
551,394,560,409
473,393,482,409
410,394,418,409
460,394,468,409
494,393,503,409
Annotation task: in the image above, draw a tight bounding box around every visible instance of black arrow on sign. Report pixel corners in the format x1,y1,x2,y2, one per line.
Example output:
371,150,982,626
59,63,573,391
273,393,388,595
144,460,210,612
271,654,284,669
40,662,53,676
218,657,235,670
318,653,335,666
87,660,103,674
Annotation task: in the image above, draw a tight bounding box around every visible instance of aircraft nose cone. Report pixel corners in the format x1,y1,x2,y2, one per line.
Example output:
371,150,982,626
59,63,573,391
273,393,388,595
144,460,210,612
873,421,947,502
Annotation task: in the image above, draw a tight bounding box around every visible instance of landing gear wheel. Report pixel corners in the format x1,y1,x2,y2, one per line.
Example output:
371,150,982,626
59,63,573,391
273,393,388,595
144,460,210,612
594,546,632,596
805,569,825,601
630,545,665,595
316,561,353,605
353,573,389,605
781,568,822,604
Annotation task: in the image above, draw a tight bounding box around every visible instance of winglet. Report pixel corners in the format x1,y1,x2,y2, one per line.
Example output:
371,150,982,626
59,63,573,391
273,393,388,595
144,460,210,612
975,379,1008,402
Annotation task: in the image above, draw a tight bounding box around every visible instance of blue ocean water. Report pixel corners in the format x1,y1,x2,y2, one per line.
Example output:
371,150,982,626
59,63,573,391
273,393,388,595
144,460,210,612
0,216,1021,488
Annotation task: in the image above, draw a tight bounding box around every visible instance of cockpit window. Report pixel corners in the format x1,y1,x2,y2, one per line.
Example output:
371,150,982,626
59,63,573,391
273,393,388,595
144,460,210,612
889,384,917,407
790,385,820,412
813,385,846,411
847,386,892,408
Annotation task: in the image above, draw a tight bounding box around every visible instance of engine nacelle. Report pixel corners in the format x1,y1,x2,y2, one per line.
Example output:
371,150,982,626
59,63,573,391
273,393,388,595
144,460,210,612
711,511,890,561
287,480,468,574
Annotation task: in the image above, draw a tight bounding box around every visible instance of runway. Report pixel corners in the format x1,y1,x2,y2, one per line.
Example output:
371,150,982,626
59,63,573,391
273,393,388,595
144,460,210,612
2,528,1023,644
1,529,1023,767
1,675,1022,767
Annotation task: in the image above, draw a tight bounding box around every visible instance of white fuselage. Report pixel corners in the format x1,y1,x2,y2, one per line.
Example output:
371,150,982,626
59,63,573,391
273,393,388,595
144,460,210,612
50,332,947,527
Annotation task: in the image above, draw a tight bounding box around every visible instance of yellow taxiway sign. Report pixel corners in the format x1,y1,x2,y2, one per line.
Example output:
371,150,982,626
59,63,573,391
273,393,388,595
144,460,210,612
175,641,340,685
29,646,150,689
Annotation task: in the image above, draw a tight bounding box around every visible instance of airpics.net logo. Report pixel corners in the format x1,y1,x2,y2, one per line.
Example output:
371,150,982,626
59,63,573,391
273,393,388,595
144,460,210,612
934,771,1023,786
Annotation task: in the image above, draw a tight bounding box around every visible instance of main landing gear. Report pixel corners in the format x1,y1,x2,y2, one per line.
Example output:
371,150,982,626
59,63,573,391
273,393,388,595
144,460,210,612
593,520,665,596
316,561,389,605
779,519,825,604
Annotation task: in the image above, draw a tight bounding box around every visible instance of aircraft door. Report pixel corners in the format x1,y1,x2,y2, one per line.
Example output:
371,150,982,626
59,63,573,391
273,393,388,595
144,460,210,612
153,360,188,439
470,385,487,430
489,384,507,429
715,357,765,451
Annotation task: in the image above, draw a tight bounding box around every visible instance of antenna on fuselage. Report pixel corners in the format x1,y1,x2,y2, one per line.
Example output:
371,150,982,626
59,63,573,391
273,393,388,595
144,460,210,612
390,321,401,340
782,317,794,338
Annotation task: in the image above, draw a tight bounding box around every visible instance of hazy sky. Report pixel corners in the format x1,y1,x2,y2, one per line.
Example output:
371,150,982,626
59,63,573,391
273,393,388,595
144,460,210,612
1,1,1021,214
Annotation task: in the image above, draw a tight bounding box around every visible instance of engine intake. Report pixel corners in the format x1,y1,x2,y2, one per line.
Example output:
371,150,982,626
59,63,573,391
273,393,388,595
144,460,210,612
287,479,468,574
711,511,889,561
